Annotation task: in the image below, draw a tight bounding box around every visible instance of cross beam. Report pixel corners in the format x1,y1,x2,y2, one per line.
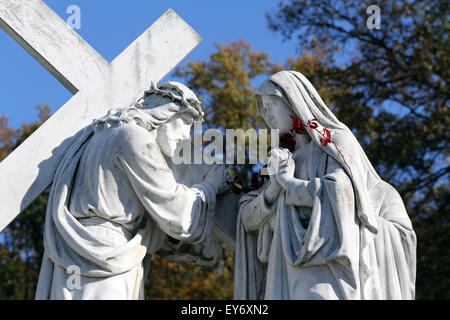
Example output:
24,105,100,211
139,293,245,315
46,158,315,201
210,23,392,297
0,0,202,231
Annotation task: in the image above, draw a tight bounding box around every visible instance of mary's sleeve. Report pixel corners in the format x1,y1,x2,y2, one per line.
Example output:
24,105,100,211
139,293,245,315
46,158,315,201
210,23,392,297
114,126,216,244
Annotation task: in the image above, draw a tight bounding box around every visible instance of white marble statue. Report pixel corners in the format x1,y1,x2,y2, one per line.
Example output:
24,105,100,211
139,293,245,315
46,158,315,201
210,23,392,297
234,70,417,300
35,81,230,300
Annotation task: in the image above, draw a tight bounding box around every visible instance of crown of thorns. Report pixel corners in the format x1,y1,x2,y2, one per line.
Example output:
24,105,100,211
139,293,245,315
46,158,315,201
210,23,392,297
138,81,204,120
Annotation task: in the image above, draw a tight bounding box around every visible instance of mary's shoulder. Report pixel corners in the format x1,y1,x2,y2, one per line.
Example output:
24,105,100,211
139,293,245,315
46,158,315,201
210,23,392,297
371,180,404,204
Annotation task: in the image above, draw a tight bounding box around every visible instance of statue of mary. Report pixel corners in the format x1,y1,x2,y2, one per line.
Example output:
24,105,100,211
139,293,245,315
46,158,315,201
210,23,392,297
234,70,416,300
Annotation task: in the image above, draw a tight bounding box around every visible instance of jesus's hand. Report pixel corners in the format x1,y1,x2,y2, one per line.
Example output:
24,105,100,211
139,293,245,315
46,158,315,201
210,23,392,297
205,165,232,195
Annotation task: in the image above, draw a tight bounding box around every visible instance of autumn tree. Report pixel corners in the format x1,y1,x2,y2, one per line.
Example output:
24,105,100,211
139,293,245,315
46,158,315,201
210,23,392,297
0,106,50,299
177,40,272,130
146,251,234,299
176,40,275,187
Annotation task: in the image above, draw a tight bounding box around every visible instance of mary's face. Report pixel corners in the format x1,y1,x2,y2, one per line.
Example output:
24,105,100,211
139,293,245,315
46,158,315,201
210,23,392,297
260,95,293,134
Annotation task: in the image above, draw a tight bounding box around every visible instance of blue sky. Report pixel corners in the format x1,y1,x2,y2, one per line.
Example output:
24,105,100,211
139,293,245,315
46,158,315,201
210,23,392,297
0,0,298,128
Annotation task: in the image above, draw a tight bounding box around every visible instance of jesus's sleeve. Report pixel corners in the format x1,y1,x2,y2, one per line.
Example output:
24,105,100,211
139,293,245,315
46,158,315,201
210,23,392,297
115,124,217,244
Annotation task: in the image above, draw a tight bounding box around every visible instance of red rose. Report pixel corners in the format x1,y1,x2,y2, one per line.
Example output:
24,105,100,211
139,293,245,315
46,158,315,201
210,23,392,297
290,115,307,135
320,128,331,147
307,118,318,131
279,133,296,152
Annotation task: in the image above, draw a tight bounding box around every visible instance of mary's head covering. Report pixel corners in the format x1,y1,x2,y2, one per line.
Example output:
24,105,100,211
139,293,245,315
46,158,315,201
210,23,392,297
256,70,380,233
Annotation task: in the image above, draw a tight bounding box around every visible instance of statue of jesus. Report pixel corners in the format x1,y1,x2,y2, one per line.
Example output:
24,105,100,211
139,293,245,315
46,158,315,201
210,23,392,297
36,81,230,300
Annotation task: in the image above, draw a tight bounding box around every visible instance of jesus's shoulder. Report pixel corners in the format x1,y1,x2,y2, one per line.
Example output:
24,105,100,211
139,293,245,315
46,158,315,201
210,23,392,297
109,123,160,160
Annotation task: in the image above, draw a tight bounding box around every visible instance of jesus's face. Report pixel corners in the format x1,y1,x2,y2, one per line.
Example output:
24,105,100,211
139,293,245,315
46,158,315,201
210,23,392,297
156,112,194,158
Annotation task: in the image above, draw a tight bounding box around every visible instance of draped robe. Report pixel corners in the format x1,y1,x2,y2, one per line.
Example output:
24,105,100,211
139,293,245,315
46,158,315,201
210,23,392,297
36,121,217,300
235,141,416,300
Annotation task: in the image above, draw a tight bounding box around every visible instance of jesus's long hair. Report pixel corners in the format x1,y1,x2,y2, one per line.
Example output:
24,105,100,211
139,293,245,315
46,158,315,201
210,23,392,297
93,81,203,132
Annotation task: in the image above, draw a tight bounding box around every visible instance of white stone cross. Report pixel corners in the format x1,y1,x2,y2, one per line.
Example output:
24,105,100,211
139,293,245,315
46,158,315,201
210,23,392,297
0,0,202,231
